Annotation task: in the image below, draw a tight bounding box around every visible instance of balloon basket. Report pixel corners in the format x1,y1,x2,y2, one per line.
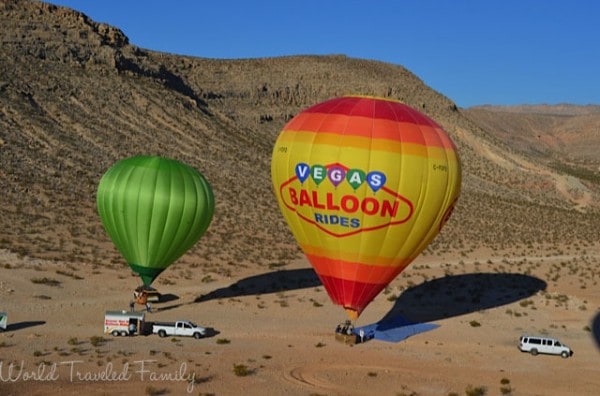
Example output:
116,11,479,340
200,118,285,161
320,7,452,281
334,321,358,345
335,332,358,345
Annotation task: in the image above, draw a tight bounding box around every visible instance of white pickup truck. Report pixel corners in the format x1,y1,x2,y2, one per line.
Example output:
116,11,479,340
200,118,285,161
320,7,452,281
152,320,206,339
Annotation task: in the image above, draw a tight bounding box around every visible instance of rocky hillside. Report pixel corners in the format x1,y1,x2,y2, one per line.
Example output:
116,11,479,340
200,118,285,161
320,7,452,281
1,1,599,276
465,105,600,164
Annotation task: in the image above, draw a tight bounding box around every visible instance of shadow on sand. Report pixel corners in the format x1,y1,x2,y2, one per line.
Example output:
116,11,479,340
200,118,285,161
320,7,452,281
155,268,548,345
5,321,46,332
194,268,321,303
158,294,179,304
152,268,320,313
591,311,600,350
357,273,547,343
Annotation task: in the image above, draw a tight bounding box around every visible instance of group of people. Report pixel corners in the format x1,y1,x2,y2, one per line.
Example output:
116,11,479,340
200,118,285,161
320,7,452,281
336,320,355,336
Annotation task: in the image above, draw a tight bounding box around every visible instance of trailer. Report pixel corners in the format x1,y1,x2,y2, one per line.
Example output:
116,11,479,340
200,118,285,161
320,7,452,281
0,312,6,331
104,310,145,336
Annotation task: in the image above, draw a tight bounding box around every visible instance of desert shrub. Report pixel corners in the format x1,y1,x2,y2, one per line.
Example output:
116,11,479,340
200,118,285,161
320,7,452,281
90,336,107,347
145,386,167,395
499,377,513,394
201,275,214,283
469,320,481,327
30,277,61,286
56,270,83,279
519,299,534,308
465,384,487,396
233,363,253,377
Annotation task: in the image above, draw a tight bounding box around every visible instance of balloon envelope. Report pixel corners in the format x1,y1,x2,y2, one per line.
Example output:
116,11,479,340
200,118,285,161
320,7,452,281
271,96,461,320
97,155,214,286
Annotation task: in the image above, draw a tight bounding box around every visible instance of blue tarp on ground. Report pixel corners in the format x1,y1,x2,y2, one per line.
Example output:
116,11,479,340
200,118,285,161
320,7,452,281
355,316,439,343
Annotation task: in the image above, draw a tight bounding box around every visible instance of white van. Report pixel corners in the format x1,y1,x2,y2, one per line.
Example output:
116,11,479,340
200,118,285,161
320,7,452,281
518,335,572,358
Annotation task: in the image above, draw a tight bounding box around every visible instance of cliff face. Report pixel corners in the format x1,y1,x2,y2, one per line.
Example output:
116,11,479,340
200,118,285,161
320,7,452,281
1,1,598,270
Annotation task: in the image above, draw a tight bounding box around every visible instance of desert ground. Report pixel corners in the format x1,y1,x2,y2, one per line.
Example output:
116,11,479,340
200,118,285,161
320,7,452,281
0,244,599,396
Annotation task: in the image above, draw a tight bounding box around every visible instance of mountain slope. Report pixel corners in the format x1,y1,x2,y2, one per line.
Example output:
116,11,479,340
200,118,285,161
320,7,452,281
1,1,598,275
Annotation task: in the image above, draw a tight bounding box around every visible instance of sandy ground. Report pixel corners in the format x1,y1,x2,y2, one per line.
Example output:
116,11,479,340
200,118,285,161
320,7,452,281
0,246,599,396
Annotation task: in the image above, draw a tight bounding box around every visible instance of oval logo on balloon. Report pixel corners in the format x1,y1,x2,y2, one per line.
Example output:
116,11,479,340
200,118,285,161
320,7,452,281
279,162,413,238
272,96,462,320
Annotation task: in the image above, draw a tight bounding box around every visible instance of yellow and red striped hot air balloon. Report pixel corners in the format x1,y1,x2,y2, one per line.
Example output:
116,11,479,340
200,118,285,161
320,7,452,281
271,95,461,320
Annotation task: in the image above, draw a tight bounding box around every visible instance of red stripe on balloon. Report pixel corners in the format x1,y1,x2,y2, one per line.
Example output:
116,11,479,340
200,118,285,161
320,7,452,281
303,96,440,127
318,274,387,315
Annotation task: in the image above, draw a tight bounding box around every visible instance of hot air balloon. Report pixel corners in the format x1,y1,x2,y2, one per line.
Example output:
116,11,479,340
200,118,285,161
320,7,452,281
271,95,461,321
97,155,214,287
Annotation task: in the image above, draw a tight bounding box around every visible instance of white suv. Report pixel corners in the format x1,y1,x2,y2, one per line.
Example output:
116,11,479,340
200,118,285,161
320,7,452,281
519,335,573,358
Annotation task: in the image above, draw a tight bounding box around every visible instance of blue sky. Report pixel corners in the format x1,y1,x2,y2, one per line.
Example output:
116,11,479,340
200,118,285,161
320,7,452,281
48,0,599,108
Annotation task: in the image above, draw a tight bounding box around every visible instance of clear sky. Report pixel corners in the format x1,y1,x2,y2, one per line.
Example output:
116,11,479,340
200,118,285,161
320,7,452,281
47,0,599,108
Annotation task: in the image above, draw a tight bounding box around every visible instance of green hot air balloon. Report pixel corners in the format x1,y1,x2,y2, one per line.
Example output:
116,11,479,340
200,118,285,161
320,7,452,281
97,155,214,286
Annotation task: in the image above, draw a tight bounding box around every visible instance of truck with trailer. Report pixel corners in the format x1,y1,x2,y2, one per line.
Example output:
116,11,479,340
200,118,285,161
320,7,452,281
104,312,206,339
152,320,206,339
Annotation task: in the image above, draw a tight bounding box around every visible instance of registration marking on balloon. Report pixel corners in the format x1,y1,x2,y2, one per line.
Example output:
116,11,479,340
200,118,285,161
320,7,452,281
278,162,413,237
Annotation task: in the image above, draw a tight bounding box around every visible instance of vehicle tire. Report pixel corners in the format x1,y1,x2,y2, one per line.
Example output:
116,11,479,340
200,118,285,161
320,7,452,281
530,349,538,356
120,331,128,337
193,332,202,339
561,351,569,358
111,330,120,337
158,329,167,338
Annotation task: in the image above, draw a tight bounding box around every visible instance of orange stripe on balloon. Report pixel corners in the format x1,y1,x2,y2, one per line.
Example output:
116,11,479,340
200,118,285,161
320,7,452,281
284,112,454,149
306,253,410,284
277,131,457,159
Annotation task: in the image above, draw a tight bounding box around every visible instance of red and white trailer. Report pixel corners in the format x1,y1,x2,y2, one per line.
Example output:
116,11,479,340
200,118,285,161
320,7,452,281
104,310,145,336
